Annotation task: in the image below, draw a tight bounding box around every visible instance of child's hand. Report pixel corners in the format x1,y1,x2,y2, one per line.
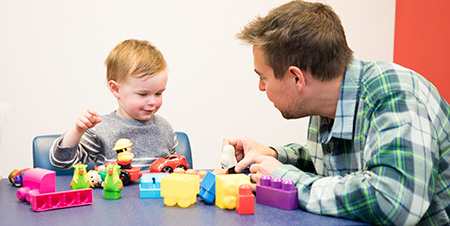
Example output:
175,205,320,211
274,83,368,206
74,109,102,134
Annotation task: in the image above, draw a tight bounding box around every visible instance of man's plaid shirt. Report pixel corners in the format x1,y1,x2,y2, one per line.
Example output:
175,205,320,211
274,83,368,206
271,57,450,225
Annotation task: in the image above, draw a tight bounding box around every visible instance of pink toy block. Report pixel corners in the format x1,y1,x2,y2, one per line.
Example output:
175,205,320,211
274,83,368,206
30,188,93,212
256,176,298,210
17,168,56,202
236,184,254,215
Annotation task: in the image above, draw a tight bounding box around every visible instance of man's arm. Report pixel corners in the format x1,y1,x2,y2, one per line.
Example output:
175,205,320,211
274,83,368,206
271,91,436,225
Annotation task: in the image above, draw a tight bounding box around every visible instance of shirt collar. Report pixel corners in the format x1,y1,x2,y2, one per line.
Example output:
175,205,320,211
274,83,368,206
318,56,364,143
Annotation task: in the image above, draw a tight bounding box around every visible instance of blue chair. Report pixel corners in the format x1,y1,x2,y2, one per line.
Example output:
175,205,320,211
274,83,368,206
33,132,193,175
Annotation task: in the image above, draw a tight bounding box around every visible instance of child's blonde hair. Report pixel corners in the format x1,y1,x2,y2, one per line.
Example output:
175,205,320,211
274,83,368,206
105,39,166,82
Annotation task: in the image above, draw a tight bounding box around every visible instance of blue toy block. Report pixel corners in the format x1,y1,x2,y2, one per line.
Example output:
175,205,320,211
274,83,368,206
140,173,169,199
199,171,215,204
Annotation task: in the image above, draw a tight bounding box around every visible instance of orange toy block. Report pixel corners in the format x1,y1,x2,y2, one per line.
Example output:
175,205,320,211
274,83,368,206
236,184,255,215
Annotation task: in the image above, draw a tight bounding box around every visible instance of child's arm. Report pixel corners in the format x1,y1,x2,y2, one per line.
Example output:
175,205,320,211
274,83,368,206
60,109,102,147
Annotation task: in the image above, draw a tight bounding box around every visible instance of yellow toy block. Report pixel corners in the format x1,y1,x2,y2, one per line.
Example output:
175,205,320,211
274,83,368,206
215,174,251,210
160,173,200,208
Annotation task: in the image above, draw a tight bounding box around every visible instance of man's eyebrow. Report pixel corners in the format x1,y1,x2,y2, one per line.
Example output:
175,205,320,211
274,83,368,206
254,69,262,75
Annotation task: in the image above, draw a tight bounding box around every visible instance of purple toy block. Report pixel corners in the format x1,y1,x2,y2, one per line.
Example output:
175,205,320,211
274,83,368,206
256,175,298,210
30,188,93,212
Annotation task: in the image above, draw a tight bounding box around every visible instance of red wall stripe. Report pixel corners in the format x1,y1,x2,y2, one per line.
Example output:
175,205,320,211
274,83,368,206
394,0,450,102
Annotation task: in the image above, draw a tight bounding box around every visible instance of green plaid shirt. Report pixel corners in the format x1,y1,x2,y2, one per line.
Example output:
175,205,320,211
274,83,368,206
271,57,450,225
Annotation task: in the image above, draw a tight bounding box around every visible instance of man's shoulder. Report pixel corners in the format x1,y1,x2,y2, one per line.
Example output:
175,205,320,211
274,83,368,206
361,61,424,98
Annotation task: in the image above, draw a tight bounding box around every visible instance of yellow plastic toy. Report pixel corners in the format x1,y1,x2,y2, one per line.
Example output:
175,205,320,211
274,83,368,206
215,174,251,209
113,138,134,169
160,173,200,208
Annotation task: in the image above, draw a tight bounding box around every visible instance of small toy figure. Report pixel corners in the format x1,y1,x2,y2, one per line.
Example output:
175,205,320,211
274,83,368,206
220,145,237,169
87,170,103,188
8,168,30,187
103,163,123,199
113,138,134,170
70,162,90,190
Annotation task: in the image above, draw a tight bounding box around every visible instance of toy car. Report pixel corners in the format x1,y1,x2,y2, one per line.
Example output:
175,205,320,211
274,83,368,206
150,154,189,173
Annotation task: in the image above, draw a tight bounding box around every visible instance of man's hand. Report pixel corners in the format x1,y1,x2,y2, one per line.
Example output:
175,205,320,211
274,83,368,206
249,155,282,184
222,136,278,173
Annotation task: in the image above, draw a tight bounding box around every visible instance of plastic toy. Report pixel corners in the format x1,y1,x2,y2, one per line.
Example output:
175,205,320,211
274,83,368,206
87,169,103,188
8,168,30,187
113,138,134,169
103,163,123,199
199,171,216,204
70,162,90,190
215,174,251,210
256,175,298,210
150,153,189,173
220,145,237,169
29,188,93,212
236,184,255,215
139,173,169,198
160,173,200,208
17,168,56,202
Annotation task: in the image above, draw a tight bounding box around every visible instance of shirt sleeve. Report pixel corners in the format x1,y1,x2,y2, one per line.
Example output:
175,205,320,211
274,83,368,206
271,143,316,174
271,91,437,225
50,130,102,169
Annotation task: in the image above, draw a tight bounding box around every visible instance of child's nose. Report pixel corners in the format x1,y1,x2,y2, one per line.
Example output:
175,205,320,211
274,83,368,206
147,95,156,105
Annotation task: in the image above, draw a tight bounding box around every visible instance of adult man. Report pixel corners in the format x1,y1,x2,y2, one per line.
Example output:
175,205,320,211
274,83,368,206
223,1,450,225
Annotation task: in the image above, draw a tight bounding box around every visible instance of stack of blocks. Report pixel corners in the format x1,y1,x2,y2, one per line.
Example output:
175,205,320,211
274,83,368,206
161,173,200,208
256,175,298,210
139,173,169,198
16,168,93,212
215,174,251,210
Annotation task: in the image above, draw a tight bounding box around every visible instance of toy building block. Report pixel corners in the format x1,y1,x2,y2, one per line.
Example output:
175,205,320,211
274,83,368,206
17,168,56,202
29,188,93,212
161,173,199,208
103,163,123,199
199,172,216,204
220,145,237,169
215,174,251,210
70,162,90,190
256,176,298,210
140,173,168,199
236,184,255,215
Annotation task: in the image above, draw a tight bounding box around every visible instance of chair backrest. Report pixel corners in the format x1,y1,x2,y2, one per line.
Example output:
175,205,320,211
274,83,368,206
32,132,193,175
32,134,74,175
175,132,193,168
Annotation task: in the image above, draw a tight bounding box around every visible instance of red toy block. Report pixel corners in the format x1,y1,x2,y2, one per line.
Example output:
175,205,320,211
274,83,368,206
30,188,93,212
236,184,254,215
256,176,298,210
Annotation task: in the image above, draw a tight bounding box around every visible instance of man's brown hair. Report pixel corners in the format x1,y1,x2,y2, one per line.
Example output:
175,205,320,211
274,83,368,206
237,0,353,80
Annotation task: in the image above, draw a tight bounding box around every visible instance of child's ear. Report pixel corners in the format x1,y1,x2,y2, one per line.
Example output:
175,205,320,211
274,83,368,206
108,80,120,98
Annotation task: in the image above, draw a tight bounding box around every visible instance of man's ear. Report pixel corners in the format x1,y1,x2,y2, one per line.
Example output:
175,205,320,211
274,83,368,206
288,66,305,91
108,80,120,98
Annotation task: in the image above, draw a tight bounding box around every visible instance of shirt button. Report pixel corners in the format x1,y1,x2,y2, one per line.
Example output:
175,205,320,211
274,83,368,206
326,147,332,153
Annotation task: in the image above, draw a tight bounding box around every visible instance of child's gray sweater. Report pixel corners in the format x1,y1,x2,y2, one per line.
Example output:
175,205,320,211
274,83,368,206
50,111,177,171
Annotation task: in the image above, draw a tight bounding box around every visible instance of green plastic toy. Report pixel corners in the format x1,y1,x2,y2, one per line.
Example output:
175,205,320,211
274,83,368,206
103,163,123,199
70,162,90,190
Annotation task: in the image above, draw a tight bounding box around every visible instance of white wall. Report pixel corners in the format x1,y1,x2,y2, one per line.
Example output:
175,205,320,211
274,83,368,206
0,0,395,177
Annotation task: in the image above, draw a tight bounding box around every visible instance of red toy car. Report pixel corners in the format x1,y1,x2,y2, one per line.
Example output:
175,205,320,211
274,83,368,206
150,154,189,173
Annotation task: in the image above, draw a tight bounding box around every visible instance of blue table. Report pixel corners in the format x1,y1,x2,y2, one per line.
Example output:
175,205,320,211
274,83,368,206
0,175,367,226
